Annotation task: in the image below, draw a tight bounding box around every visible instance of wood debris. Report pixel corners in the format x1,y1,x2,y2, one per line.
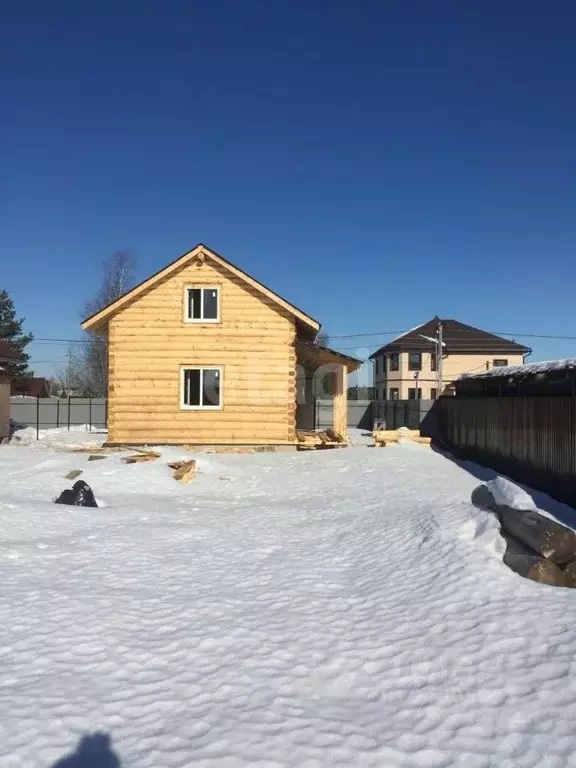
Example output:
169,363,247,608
123,451,161,464
87,455,107,461
65,469,83,480
296,430,345,450
168,459,198,483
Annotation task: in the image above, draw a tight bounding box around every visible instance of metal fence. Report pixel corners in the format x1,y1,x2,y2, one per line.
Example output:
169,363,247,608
372,399,435,430
315,399,373,430
436,396,576,508
10,397,107,439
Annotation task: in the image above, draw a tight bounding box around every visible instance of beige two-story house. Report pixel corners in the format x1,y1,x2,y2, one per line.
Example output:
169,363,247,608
370,317,530,400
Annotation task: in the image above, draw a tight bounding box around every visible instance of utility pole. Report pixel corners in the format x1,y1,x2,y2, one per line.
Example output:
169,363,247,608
67,346,73,396
437,320,443,396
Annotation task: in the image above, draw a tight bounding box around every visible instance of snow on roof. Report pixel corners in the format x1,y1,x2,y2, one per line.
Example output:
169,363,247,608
461,357,576,380
386,324,422,345
418,333,446,347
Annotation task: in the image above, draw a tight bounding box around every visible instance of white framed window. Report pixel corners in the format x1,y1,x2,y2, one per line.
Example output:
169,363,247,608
180,366,223,409
185,286,220,323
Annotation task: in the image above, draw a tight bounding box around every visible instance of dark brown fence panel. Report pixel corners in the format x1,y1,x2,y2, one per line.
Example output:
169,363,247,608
438,397,576,509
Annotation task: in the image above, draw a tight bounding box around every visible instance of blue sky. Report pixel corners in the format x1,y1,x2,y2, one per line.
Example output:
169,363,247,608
1,0,575,382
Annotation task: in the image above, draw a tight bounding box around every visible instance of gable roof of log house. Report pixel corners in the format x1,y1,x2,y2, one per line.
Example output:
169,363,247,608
81,243,321,333
369,317,531,359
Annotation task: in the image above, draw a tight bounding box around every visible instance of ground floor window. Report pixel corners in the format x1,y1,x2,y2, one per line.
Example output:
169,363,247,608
180,367,222,409
408,388,422,400
430,388,438,400
389,388,399,400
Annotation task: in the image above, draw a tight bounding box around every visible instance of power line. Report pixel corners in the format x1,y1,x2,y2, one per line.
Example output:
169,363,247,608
30,338,91,344
30,359,70,364
329,329,576,341
23,329,576,351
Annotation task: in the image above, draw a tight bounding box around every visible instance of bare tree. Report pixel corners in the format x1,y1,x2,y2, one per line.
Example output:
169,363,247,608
77,251,136,395
316,331,330,347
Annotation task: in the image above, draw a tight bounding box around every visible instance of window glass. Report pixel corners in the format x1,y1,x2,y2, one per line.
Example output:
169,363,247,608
184,368,201,406
189,289,202,320
203,289,219,320
203,368,221,406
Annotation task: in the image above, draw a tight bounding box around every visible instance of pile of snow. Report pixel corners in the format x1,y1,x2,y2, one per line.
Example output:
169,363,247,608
462,357,576,380
485,476,538,511
347,427,374,446
11,424,107,450
1,441,576,766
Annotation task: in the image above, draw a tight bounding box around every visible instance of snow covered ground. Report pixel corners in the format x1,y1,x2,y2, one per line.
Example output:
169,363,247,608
10,424,107,450
2,434,576,767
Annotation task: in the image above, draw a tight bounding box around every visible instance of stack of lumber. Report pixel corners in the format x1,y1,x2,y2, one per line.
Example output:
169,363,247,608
296,429,345,450
373,428,431,447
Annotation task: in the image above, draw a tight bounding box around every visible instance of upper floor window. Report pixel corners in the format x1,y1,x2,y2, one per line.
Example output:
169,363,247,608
493,359,508,367
185,287,220,323
408,352,422,371
389,353,399,371
374,356,379,374
431,352,437,371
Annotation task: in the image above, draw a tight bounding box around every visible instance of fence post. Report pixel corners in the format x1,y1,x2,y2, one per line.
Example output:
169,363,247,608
36,396,40,441
67,396,71,431
56,398,60,428
104,398,108,430
89,397,92,432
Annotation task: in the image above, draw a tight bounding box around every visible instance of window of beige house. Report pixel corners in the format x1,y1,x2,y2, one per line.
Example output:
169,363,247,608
390,353,399,371
430,387,438,400
431,352,437,371
408,352,422,371
493,359,508,367
390,387,399,400
408,387,422,400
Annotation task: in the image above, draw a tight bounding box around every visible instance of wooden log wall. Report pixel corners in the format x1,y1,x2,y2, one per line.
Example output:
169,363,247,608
108,256,297,444
333,364,347,439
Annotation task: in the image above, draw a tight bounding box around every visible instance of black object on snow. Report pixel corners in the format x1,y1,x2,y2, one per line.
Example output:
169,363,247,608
471,484,497,510
55,480,98,508
51,732,121,768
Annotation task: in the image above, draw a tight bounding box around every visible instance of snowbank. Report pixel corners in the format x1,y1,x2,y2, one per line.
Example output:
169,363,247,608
11,424,107,450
